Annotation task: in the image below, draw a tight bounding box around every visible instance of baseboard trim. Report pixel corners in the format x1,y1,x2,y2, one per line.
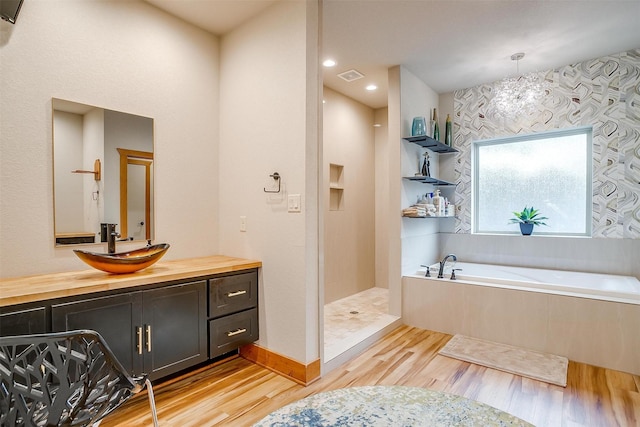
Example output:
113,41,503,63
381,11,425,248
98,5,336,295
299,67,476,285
240,343,320,386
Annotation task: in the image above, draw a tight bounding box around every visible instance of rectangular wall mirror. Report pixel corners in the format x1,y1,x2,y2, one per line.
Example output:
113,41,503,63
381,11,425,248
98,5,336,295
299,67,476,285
52,98,154,246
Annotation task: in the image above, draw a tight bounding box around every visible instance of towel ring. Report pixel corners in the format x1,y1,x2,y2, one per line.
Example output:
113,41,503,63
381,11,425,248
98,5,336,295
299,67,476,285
263,172,281,193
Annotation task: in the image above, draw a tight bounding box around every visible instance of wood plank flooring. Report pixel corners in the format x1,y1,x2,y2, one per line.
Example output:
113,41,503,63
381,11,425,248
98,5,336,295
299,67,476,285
102,325,640,427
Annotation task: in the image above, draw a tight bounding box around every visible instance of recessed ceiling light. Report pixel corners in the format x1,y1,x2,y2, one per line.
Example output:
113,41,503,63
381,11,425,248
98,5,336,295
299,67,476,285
323,59,336,67
365,84,377,91
373,123,382,127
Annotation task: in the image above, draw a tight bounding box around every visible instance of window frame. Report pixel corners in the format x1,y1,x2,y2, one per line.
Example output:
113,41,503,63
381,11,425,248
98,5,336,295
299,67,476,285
472,127,593,237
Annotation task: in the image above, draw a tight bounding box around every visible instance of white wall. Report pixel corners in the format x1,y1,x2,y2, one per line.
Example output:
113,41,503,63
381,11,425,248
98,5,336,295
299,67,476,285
323,87,375,304
0,0,220,277
398,67,442,275
218,0,320,364
387,66,402,316
53,111,85,232
82,108,104,236
374,107,389,289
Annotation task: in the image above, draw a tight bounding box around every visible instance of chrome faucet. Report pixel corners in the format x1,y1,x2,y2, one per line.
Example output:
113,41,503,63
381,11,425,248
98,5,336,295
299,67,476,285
437,253,457,278
106,223,120,254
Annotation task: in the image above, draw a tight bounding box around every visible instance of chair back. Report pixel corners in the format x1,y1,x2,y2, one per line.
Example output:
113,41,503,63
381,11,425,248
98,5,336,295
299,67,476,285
0,329,147,426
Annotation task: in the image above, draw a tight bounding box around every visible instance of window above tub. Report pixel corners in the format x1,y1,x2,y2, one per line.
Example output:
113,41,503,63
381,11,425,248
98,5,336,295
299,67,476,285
472,127,592,237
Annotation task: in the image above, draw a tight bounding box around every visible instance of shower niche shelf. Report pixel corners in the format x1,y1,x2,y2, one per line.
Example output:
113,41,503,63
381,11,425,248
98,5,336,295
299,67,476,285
329,163,344,211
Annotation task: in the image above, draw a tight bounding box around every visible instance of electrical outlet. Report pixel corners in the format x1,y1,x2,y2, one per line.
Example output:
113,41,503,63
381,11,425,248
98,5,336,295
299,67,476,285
288,194,301,213
240,216,247,232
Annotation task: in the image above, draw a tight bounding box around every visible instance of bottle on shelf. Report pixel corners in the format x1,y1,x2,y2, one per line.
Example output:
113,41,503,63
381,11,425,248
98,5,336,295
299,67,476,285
431,108,440,141
445,114,452,147
433,190,444,216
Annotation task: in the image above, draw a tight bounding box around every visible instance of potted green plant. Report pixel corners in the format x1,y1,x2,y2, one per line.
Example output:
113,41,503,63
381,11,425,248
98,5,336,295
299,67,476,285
509,206,548,235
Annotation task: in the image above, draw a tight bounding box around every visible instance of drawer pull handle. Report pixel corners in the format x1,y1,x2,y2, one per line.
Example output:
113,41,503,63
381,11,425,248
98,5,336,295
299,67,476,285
146,325,152,352
136,326,143,355
227,328,247,337
227,290,247,297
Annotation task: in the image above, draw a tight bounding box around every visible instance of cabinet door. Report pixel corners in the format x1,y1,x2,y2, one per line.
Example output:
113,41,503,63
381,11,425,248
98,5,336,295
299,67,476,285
51,293,143,376
0,306,47,336
142,280,207,380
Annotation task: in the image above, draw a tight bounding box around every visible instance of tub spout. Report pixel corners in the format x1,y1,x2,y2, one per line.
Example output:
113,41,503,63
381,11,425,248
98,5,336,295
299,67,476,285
438,254,457,278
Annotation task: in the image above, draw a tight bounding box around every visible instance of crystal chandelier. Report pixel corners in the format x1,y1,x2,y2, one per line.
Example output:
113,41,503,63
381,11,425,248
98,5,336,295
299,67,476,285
489,53,546,119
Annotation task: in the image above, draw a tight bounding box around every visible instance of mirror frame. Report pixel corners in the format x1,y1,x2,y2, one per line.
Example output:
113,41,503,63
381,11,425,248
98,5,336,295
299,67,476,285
118,148,153,240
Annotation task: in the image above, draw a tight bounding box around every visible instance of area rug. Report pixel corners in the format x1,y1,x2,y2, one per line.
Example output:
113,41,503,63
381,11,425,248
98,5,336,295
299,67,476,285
439,334,568,387
253,385,533,426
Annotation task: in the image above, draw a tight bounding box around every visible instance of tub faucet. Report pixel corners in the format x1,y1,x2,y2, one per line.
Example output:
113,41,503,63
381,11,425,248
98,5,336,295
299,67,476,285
106,223,120,254
438,254,457,278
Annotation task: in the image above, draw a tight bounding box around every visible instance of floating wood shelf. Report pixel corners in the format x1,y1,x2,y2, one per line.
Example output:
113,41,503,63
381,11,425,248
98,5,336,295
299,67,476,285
72,159,101,181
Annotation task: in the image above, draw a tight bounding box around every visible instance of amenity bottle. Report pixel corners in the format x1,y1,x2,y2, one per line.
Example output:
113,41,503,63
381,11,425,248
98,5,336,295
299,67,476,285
433,190,443,216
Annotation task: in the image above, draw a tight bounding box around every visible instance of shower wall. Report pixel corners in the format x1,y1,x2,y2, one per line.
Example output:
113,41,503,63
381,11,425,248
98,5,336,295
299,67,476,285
323,87,376,304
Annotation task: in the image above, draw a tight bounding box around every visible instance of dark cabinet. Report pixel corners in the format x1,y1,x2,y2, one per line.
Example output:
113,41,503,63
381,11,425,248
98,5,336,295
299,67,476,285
52,280,207,380
52,292,142,375
3,268,258,382
0,305,47,337
142,282,207,378
208,271,258,357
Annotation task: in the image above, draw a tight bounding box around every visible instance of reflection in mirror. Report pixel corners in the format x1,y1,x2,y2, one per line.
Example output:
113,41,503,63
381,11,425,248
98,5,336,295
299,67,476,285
118,148,153,241
52,99,154,246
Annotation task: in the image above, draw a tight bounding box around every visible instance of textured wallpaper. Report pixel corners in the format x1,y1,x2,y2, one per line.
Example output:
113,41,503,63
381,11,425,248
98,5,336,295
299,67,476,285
453,48,640,239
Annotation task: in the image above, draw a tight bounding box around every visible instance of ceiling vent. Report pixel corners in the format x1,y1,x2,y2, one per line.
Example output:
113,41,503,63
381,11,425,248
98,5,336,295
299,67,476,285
337,69,365,82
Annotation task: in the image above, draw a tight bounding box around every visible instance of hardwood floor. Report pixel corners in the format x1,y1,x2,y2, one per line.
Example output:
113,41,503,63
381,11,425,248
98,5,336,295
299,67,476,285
102,325,640,427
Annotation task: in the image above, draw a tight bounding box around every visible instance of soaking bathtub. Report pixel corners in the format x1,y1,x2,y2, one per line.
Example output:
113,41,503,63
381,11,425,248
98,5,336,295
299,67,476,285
417,262,640,305
402,262,640,376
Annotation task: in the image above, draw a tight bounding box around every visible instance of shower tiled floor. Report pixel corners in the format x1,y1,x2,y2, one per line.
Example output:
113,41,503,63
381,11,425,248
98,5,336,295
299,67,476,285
324,287,400,361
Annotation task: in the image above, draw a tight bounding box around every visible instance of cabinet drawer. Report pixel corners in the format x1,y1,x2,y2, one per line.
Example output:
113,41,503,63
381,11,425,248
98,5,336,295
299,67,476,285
209,308,258,358
209,271,257,318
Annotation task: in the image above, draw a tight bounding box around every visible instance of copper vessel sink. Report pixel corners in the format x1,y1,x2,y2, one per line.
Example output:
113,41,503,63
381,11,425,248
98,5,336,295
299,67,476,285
74,244,170,274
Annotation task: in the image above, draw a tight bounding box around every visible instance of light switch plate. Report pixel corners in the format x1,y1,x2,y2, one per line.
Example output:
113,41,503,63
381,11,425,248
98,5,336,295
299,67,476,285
288,194,301,213
240,216,247,232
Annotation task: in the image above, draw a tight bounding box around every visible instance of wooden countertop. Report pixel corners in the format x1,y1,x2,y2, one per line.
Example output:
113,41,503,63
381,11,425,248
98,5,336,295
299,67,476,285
0,255,262,307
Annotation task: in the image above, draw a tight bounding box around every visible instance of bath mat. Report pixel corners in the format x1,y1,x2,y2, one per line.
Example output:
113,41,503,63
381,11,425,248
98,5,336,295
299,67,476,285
439,334,568,387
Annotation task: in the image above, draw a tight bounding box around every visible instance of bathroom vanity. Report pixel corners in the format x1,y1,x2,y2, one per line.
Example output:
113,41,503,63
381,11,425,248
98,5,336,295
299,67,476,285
0,255,261,381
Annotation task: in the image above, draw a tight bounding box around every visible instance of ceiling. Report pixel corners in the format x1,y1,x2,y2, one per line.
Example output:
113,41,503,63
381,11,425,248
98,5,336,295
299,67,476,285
146,0,640,109
145,0,278,35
